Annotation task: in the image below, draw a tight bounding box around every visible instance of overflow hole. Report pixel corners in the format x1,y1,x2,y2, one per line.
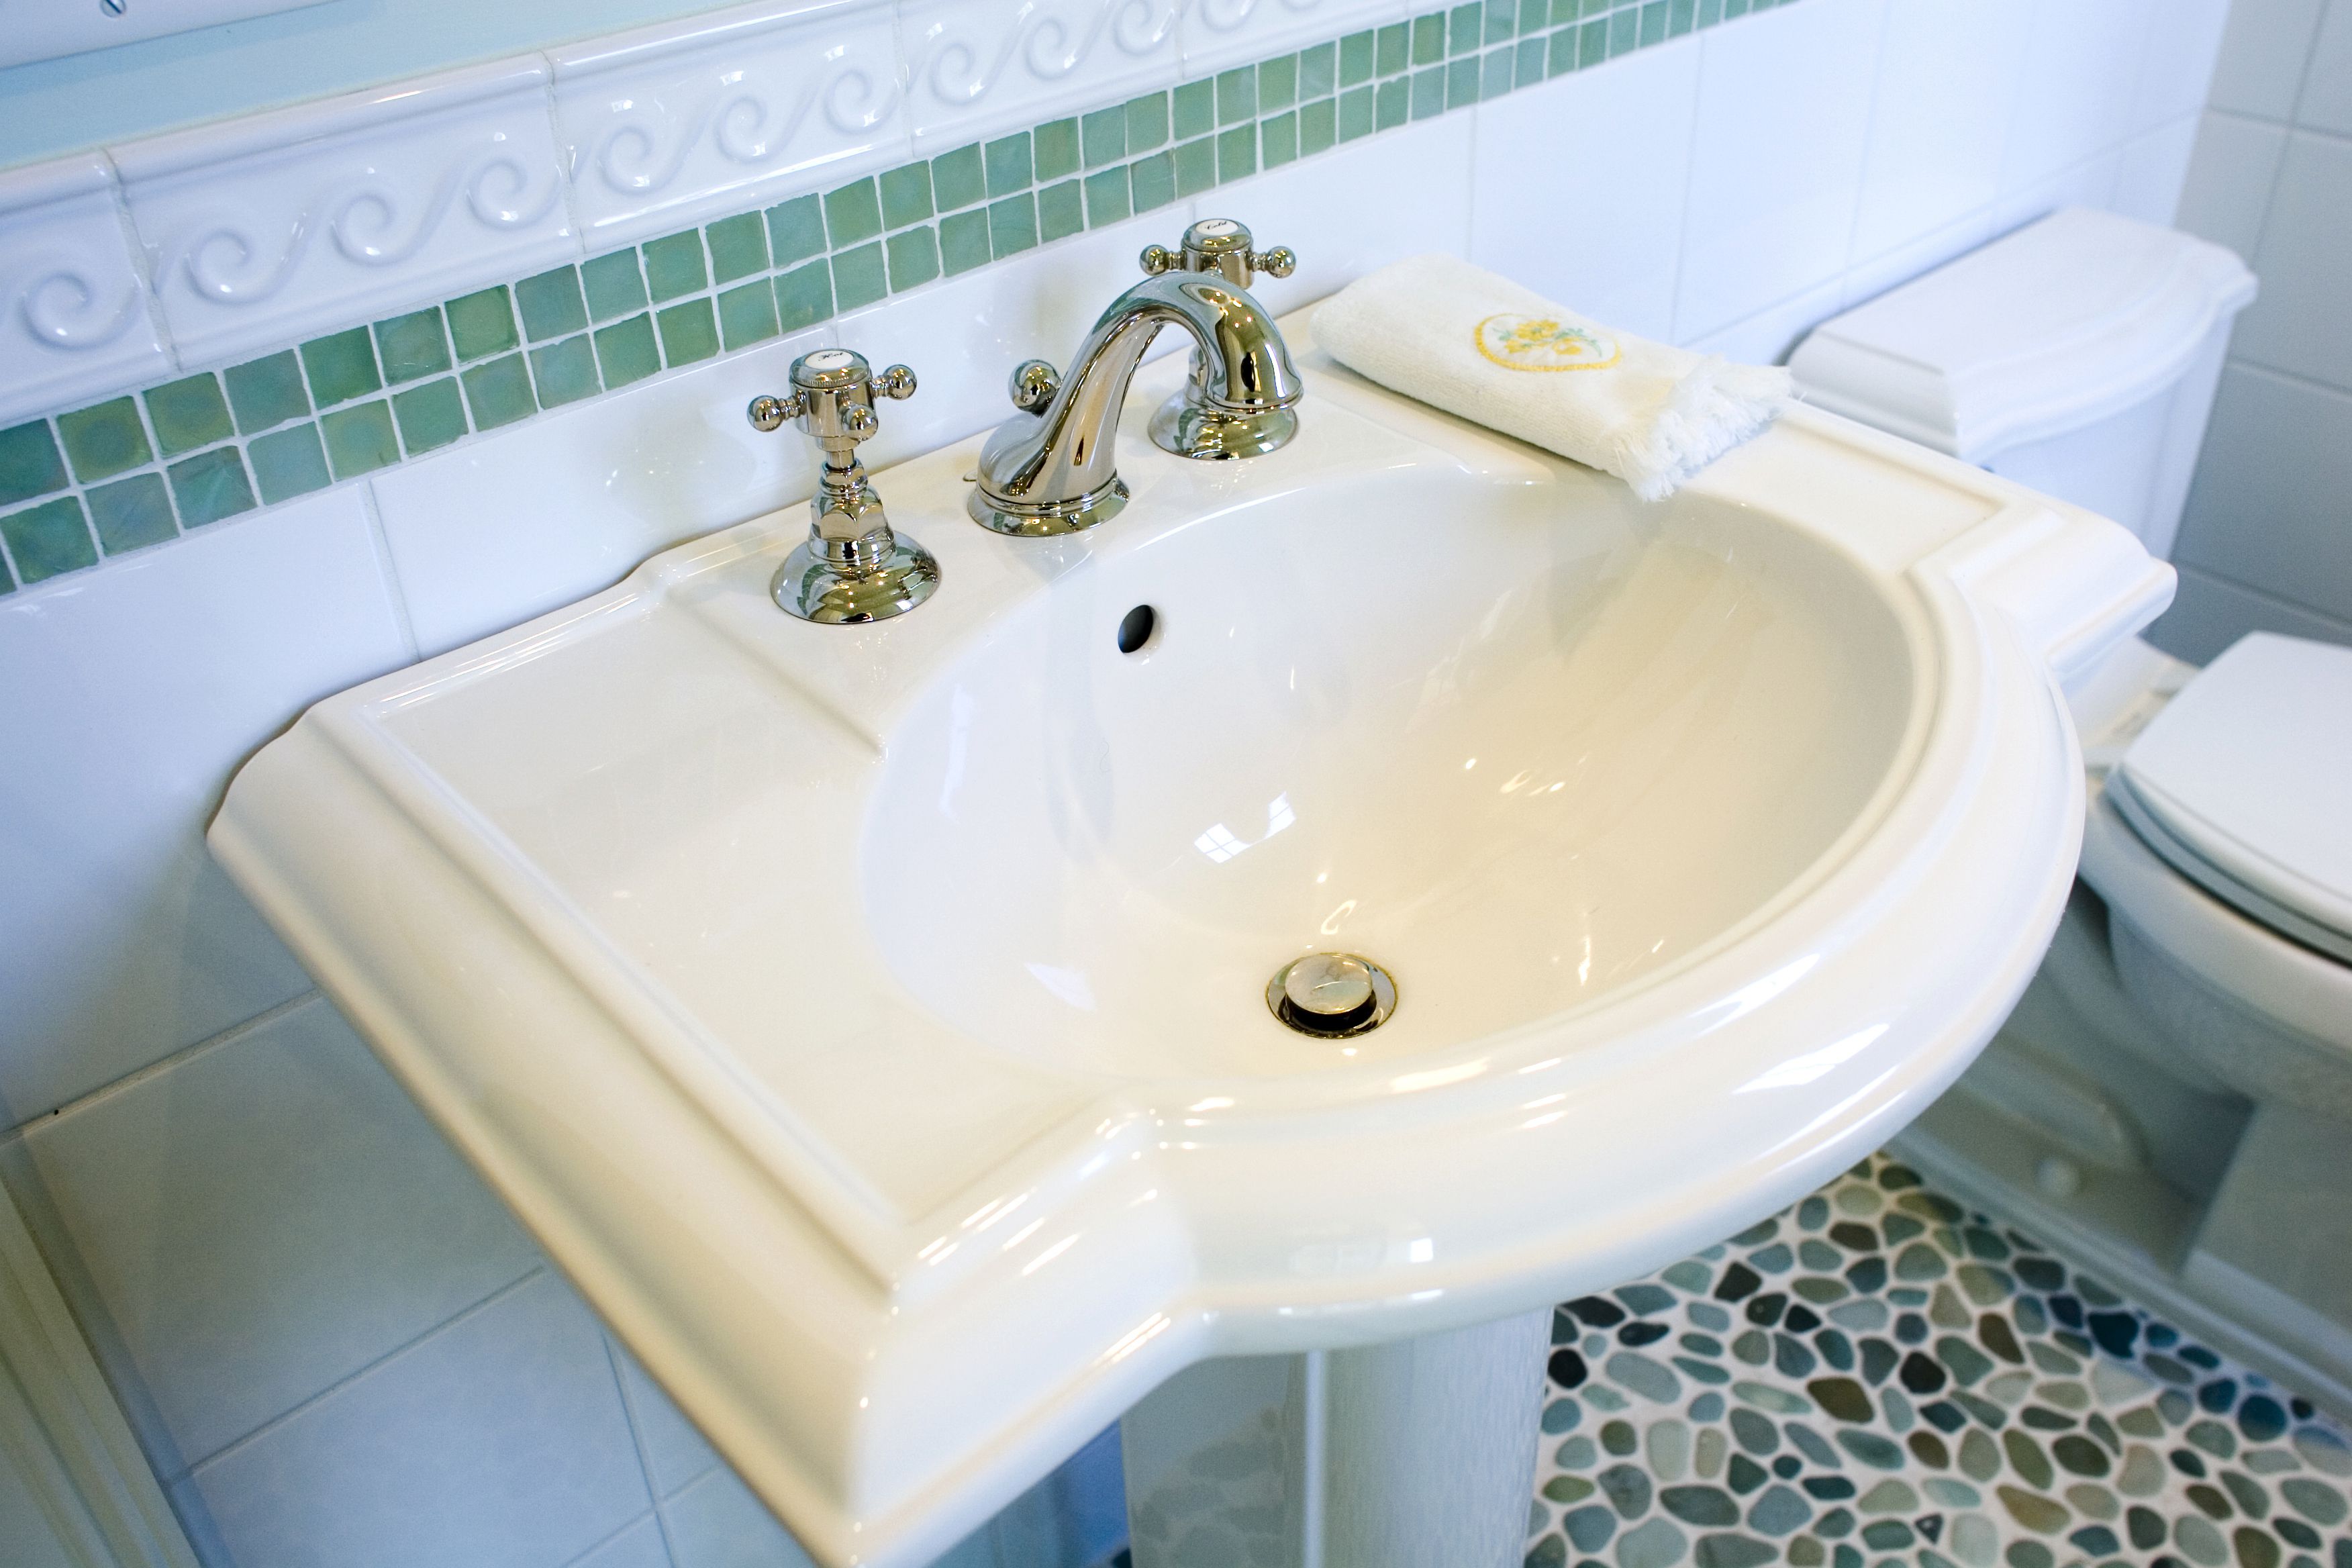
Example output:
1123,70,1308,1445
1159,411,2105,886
1116,604,1157,654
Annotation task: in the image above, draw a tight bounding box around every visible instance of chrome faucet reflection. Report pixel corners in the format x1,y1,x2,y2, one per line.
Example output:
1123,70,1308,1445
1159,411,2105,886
747,348,939,624
969,218,1306,537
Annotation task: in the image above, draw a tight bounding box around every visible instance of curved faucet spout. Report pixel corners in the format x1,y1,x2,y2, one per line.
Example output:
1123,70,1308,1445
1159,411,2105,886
968,267,1304,537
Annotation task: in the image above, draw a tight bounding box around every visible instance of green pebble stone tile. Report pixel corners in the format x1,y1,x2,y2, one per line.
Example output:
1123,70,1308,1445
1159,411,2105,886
1259,54,1297,112
583,251,650,321
0,558,11,594
1,497,96,582
1698,0,1724,24
595,313,663,388
460,354,537,432
1412,13,1446,64
773,260,836,330
886,226,941,291
247,424,332,503
1130,150,1177,211
879,162,935,228
87,472,176,554
1340,31,1375,85
1608,7,1638,53
705,213,770,284
1447,53,1481,107
1081,106,1127,168
224,351,311,435
831,243,889,311
144,374,234,456
1125,93,1170,153
1037,180,1084,243
1262,110,1299,169
716,280,781,350
982,134,1032,198
1034,117,1079,181
1411,65,1447,117
987,195,1038,259
1301,95,1338,155
391,377,468,455
1483,46,1515,97
301,326,382,407
1377,76,1410,128
373,308,452,384
0,421,69,505
447,287,521,360
322,400,399,480
1216,65,1257,124
1083,166,1132,226
932,144,987,210
1173,79,1215,139
1516,36,1547,84
1340,84,1377,140
515,265,591,343
656,299,721,366
938,210,992,277
1216,123,1257,182
1669,0,1696,32
767,194,830,266
1724,0,1749,15
1173,137,1216,197
642,231,710,303
1377,21,1410,72
529,335,601,407
1640,0,1668,44
1449,3,1481,54
1581,15,1610,64
56,398,153,484
166,446,255,527
1302,41,1337,97
1487,0,1519,44
826,177,885,246
1519,0,1549,32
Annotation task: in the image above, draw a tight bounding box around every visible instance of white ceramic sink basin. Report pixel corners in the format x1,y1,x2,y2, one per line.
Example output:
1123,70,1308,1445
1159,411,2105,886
209,311,2171,1567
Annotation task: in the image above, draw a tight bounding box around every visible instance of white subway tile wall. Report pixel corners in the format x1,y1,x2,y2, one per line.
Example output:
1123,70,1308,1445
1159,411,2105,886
0,0,2245,1564
2161,0,2352,659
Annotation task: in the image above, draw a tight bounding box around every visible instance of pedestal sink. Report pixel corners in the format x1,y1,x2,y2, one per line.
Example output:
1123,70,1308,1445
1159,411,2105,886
208,310,2171,1567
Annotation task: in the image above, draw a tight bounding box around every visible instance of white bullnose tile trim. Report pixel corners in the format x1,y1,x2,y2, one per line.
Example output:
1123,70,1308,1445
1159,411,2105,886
114,57,575,366
896,0,1186,149
551,0,910,248
1177,0,1408,73
0,153,171,428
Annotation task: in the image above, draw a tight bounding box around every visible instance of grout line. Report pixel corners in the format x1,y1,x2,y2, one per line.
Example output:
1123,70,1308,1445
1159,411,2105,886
2224,354,2352,405
2172,561,2352,638
185,1265,548,1475
559,1506,665,1568
357,478,424,664
1,989,325,1142
601,1332,689,1562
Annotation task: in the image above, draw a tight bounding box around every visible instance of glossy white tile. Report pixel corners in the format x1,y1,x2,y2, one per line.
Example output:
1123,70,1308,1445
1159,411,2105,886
188,1272,649,1568
2298,0,2352,134
1837,207,1995,311
2204,0,2331,120
1849,0,2030,266
0,154,172,429
661,1465,818,1568
2174,363,2352,626
1469,38,1700,341
551,0,910,248
1997,0,2153,191
2132,0,2237,131
115,58,575,367
897,0,1185,151
14,995,541,1470
1988,146,2122,236
2175,111,2290,260
2234,130,2352,393
1681,275,1845,366
2110,113,2202,226
1675,0,1885,343
369,323,831,656
1179,0,1406,74
571,1514,676,1568
609,1340,721,1500
0,485,409,1122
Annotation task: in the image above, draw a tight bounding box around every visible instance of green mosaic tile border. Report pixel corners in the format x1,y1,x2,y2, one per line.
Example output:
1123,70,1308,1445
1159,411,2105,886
0,0,1802,597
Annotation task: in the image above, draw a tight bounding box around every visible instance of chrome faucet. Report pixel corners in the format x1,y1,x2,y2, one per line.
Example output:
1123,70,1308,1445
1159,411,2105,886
747,348,939,624
968,218,1305,537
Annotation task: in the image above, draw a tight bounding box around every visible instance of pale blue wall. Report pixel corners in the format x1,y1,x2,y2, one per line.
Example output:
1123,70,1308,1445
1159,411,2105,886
0,0,728,170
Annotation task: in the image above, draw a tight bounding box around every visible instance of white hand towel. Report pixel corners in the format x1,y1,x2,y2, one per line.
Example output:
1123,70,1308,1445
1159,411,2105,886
1311,254,1792,501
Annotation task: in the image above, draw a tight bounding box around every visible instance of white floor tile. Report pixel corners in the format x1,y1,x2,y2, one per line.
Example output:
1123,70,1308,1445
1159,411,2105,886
569,1514,675,1568
661,1465,818,1568
2175,111,2290,262
609,1339,721,1500
2234,131,2352,394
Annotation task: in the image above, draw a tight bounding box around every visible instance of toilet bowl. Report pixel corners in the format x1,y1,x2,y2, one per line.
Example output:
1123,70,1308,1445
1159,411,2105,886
1792,208,2352,1414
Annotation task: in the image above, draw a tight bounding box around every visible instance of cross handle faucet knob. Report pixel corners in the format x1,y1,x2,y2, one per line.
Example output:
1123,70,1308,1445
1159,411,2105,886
1140,218,1297,289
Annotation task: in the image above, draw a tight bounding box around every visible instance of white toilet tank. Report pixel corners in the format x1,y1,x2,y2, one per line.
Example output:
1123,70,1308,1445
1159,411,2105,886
1790,209,2256,561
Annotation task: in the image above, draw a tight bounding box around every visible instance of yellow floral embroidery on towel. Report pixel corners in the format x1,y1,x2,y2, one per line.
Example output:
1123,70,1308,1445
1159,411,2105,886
1473,313,1622,372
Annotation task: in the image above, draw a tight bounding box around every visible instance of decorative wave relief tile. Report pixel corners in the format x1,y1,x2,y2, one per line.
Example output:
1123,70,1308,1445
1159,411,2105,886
552,0,910,247
116,59,575,366
897,0,1188,147
0,154,172,428
1177,0,1409,72
1523,1156,2352,1568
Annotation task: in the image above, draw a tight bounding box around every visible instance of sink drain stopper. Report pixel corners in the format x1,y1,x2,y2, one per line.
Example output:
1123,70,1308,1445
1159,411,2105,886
1267,952,1398,1038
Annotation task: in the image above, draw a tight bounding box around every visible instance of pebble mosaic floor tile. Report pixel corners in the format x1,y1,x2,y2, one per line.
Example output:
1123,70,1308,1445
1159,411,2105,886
1526,1156,2352,1568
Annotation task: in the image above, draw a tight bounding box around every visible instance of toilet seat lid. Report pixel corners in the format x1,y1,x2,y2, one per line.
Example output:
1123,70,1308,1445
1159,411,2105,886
2114,633,2352,961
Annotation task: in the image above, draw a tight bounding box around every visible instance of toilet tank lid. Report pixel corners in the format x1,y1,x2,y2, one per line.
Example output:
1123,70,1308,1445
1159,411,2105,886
1788,209,2256,461
2116,633,2352,954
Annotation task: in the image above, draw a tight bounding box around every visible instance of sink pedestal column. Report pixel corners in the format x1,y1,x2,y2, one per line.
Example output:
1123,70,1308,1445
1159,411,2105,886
1121,1308,1550,1568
